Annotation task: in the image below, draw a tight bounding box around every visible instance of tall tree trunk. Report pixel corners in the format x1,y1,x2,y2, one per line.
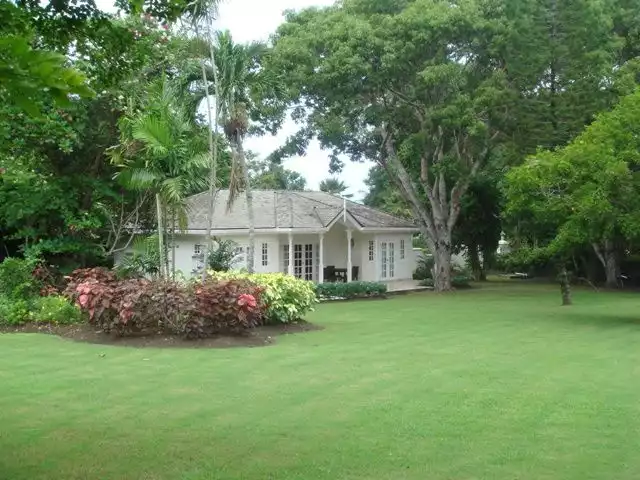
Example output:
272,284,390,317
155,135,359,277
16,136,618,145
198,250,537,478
558,265,572,306
592,240,619,288
236,136,255,273
171,208,176,280
198,19,221,283
155,193,165,279
433,242,452,292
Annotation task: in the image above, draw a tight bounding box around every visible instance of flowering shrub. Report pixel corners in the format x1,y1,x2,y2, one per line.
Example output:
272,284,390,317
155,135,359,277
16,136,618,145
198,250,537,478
63,268,266,338
208,271,317,324
30,295,82,324
187,279,265,338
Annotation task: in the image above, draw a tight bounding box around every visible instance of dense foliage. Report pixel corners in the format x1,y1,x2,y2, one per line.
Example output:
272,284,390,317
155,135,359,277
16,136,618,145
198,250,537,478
316,282,387,300
504,89,640,289
207,238,240,272
63,267,266,337
264,0,640,291
209,271,317,324
0,256,81,325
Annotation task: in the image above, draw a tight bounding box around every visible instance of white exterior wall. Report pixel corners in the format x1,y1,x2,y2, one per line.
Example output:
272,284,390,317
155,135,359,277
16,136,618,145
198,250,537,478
119,229,417,282
375,233,416,282
170,233,280,277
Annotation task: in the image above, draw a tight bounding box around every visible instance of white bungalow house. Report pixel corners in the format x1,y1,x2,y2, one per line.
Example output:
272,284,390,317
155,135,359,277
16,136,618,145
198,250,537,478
154,190,419,283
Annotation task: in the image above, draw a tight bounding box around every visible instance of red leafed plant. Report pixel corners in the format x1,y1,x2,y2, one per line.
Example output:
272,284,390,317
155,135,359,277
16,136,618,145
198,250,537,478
63,268,266,339
191,279,265,337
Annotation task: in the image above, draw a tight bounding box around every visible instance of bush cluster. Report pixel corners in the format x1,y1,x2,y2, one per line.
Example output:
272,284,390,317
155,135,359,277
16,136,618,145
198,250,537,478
0,257,81,326
63,268,266,338
208,271,317,324
316,281,387,300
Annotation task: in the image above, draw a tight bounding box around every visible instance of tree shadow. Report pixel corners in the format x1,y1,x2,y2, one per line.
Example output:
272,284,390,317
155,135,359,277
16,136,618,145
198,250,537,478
557,310,640,331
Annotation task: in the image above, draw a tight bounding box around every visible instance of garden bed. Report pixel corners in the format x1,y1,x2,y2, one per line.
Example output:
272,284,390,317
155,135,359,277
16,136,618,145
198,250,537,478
0,321,322,349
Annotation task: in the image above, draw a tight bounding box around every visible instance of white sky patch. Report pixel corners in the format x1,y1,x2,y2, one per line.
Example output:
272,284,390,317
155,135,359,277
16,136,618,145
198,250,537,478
95,0,374,200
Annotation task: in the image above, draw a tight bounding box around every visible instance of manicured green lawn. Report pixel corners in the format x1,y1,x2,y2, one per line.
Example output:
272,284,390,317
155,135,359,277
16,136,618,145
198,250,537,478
1,284,640,479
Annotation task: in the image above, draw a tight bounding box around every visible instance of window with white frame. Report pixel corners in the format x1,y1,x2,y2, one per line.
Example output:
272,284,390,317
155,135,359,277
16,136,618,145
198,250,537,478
194,244,203,255
261,243,268,266
400,239,405,259
368,240,375,261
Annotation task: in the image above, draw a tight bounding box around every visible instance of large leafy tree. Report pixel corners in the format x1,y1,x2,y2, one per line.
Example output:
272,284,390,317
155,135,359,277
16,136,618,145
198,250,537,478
0,13,198,266
267,0,509,291
505,89,640,290
250,157,306,191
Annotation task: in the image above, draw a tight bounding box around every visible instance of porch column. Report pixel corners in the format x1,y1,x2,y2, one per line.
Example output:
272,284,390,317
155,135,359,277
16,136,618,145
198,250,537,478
346,229,353,282
318,233,324,283
288,231,294,276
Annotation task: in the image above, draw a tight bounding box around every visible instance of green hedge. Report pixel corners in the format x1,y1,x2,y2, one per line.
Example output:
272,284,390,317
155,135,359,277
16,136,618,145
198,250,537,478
316,281,387,300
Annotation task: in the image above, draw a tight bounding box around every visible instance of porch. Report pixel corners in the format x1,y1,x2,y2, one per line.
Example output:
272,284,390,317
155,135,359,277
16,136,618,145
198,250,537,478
278,222,369,283
277,219,413,284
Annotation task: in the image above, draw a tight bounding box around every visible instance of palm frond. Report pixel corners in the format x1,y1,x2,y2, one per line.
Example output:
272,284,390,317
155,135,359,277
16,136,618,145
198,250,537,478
126,168,162,190
132,116,171,155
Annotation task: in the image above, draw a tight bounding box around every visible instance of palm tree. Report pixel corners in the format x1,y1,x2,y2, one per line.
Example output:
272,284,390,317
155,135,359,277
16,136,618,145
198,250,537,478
110,78,209,278
319,177,352,197
213,31,275,274
184,0,222,281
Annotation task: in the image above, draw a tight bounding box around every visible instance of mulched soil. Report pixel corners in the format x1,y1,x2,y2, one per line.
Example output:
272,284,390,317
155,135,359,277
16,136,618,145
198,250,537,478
0,321,322,349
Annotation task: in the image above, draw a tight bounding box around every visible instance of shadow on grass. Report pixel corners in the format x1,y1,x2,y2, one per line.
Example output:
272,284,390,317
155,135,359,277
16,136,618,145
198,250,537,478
557,310,640,331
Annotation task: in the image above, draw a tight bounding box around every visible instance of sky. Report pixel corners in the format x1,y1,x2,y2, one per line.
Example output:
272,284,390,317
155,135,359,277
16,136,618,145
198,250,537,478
215,0,374,200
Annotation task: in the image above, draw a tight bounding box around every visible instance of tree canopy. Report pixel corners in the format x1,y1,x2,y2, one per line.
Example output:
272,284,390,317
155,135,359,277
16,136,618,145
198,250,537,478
505,88,640,288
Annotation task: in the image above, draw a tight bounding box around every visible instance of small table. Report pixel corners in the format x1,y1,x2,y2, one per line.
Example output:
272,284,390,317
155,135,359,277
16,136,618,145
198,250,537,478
334,268,348,282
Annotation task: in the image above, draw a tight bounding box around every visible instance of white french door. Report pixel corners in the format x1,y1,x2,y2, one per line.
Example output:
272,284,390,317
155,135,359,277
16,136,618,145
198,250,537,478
380,241,396,280
283,244,314,280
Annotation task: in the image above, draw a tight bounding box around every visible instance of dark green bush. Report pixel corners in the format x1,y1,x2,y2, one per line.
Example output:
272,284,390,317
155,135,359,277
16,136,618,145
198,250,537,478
316,281,387,300
413,253,433,280
0,257,40,300
452,274,472,288
420,274,472,288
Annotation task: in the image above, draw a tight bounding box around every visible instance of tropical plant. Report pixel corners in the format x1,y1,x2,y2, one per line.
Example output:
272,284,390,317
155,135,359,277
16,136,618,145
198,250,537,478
214,31,283,273
114,235,161,278
207,238,239,272
183,0,222,282
110,78,210,278
208,271,317,324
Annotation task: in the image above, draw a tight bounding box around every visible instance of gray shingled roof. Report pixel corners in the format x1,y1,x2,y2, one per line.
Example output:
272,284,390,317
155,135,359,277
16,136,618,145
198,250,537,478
185,190,416,230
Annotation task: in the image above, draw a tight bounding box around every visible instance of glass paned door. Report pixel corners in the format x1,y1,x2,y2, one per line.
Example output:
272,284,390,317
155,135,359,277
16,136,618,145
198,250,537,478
381,242,388,279
294,244,303,277
304,244,314,280
380,241,395,279
285,244,314,280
